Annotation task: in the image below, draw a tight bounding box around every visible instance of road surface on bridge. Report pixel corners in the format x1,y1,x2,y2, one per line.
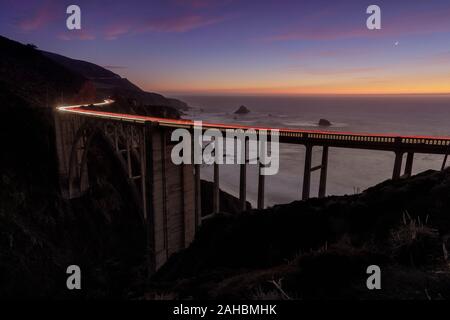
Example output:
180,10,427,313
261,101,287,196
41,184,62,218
58,99,450,155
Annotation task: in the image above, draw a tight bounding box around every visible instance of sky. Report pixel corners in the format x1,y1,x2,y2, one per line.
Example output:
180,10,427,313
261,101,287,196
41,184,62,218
1,0,450,95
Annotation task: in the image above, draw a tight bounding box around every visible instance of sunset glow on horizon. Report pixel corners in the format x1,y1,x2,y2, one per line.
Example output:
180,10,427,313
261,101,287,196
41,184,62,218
1,0,450,95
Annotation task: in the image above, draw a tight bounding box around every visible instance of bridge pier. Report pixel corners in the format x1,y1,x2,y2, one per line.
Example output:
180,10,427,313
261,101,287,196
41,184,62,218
160,129,169,260
302,144,313,200
258,162,265,209
404,152,414,178
239,146,247,211
126,128,133,179
318,146,329,198
213,162,220,213
142,124,155,273
302,145,329,200
392,151,403,180
194,164,202,229
143,125,197,271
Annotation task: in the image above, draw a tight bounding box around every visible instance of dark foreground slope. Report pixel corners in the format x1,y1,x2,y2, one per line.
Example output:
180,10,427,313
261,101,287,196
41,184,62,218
150,169,450,300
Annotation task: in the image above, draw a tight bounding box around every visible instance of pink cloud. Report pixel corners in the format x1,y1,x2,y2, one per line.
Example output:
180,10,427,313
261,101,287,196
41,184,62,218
58,30,96,41
17,1,58,31
139,14,226,33
104,23,133,40
99,14,228,40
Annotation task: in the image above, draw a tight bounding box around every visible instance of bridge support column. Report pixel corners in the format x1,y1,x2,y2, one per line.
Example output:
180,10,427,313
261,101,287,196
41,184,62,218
143,124,197,273
160,130,169,260
318,146,328,198
194,164,202,230
302,144,313,200
239,162,247,211
142,123,155,275
213,163,220,213
442,153,449,171
258,163,265,209
392,151,403,180
192,135,202,229
126,128,133,178
404,152,414,178
239,140,247,211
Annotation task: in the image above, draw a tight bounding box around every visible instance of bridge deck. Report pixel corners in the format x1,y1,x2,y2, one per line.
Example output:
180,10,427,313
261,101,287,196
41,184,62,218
58,100,450,155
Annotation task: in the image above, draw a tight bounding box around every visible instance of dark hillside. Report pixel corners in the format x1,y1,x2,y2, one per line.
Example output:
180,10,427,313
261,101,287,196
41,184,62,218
150,169,450,300
42,50,189,111
0,36,87,108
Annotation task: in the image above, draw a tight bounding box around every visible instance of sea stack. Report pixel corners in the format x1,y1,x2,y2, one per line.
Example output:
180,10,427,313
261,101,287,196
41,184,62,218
318,118,332,126
234,105,250,114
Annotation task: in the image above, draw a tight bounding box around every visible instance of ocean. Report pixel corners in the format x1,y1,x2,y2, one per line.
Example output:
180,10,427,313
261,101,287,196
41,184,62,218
177,95,450,207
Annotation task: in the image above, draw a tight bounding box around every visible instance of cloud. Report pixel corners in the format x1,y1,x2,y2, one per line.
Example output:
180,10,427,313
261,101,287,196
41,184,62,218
266,7,450,42
17,1,58,31
104,23,133,40
289,66,381,76
139,14,227,33
58,30,96,41
100,13,228,40
291,48,371,60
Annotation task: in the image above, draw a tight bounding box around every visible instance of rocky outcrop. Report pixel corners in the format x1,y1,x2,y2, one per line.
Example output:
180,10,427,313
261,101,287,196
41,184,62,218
234,105,250,114
318,118,332,126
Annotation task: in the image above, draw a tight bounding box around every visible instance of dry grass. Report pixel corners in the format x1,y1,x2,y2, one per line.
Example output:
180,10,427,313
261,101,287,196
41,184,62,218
251,287,284,300
144,291,177,300
391,211,438,247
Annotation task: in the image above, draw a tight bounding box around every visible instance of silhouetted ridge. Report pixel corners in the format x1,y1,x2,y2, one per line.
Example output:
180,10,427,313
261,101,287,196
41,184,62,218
42,49,189,111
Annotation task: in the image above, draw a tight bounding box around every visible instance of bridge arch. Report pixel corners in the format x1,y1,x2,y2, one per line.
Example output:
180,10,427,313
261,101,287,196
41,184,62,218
67,120,145,223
